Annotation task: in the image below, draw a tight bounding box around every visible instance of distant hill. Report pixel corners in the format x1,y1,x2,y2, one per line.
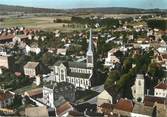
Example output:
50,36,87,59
0,4,166,14
0,4,63,13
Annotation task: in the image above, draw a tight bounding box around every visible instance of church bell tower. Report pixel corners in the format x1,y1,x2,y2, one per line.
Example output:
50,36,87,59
86,29,94,68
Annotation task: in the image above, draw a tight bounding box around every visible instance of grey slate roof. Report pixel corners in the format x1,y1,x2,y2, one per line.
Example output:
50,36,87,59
55,61,87,69
68,61,87,69
68,72,91,79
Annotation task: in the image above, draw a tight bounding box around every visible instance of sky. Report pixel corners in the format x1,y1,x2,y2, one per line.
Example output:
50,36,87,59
0,0,167,9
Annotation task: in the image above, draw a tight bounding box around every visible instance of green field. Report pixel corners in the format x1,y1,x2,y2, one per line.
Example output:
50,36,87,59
0,16,85,32
1,18,37,27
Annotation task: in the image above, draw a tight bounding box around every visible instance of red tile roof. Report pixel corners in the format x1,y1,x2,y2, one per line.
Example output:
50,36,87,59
0,35,14,41
0,91,13,101
144,96,166,107
56,101,73,116
154,82,167,89
115,98,134,112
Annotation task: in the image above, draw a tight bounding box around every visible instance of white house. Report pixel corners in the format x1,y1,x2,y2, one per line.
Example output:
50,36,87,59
25,44,41,55
154,81,167,98
97,90,113,106
24,62,40,78
57,48,67,55
105,49,120,68
131,74,145,102
157,46,167,53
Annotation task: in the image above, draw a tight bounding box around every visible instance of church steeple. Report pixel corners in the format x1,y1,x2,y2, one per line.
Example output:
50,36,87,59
86,29,94,68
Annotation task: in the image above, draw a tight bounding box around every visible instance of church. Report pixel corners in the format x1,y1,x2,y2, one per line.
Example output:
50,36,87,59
54,29,94,89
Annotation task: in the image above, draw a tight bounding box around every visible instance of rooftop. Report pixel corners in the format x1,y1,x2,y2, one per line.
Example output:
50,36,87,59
24,61,39,69
0,90,13,101
115,98,134,112
56,101,73,116
154,82,167,89
25,106,48,117
144,95,166,107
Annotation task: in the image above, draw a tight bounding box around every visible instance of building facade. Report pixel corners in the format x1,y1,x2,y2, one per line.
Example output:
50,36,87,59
0,91,13,108
154,82,167,98
43,82,75,108
24,62,40,78
131,74,145,102
0,55,12,69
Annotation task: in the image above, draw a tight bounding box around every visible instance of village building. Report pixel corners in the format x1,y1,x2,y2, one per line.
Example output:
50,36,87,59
0,90,14,108
154,81,167,98
56,101,74,117
54,29,94,89
24,62,40,78
25,43,41,55
43,82,75,108
57,48,67,55
0,55,13,69
104,49,120,69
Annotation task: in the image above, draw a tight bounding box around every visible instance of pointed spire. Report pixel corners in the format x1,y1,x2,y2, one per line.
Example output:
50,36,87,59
87,28,93,54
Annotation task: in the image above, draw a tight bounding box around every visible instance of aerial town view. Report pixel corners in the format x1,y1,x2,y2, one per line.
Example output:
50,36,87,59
0,0,166,117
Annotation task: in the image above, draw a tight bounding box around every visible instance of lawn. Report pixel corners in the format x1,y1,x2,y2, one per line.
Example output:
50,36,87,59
75,90,99,103
1,18,37,27
14,84,41,95
0,16,85,32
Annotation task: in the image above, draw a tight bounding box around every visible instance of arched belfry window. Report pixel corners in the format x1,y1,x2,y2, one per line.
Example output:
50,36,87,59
61,70,64,80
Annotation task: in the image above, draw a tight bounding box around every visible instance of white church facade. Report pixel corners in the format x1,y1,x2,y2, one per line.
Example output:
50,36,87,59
54,29,94,89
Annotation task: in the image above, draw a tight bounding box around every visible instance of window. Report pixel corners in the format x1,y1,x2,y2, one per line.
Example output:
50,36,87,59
138,80,141,86
61,70,64,80
87,56,92,63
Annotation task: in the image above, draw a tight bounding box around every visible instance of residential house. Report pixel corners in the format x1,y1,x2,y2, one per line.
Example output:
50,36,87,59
24,88,43,98
0,55,13,69
144,95,166,107
154,81,167,98
56,101,74,117
25,44,41,55
13,35,28,43
24,62,40,78
113,98,134,117
57,48,67,55
0,34,14,43
104,49,120,69
0,91,14,108
97,86,121,106
25,106,49,117
43,82,75,108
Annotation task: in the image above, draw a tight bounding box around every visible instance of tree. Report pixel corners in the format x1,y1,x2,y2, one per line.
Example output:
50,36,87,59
148,62,165,79
123,57,133,73
104,70,120,88
41,52,56,66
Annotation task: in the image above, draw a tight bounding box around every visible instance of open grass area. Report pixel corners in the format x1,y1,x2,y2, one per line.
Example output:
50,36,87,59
1,18,37,27
75,90,99,103
0,16,85,32
14,84,41,95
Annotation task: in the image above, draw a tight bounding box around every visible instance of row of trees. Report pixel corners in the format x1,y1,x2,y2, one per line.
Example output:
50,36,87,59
147,19,167,30
104,49,165,99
